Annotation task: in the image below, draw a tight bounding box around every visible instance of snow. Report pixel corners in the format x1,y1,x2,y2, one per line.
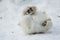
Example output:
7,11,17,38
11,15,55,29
0,0,60,40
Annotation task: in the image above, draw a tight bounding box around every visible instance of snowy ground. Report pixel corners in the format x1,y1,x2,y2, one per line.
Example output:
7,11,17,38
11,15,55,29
0,0,60,40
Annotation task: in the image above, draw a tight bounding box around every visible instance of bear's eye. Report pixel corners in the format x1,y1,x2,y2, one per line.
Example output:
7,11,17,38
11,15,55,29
42,21,47,26
24,7,35,15
24,9,31,15
29,8,33,11
27,10,31,13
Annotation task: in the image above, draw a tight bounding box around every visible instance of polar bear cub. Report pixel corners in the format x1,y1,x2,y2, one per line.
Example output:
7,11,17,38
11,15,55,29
19,6,52,34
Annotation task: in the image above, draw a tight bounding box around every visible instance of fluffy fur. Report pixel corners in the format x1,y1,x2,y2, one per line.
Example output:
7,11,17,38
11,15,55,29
19,6,52,34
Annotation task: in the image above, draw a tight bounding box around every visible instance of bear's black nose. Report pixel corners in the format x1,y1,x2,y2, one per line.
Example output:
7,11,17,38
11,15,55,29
42,21,47,26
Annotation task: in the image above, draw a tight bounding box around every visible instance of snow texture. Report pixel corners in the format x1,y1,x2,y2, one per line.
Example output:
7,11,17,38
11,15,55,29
0,0,60,40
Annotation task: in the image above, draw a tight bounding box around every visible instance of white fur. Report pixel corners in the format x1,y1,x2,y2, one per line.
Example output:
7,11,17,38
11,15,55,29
19,8,52,34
